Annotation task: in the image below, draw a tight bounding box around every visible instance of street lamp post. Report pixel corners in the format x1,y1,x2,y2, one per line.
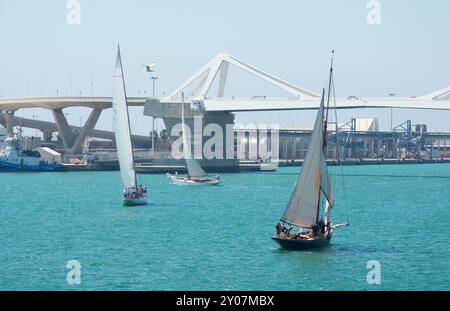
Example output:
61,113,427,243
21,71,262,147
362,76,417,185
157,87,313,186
151,76,159,99
389,93,396,132
151,76,159,156
145,62,158,156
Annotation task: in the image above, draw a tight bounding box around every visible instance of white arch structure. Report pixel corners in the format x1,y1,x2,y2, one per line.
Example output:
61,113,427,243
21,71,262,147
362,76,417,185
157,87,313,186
420,86,450,101
0,52,449,114
162,52,450,112
164,52,320,101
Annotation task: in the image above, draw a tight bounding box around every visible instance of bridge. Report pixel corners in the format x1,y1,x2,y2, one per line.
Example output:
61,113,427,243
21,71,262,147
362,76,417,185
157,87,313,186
145,53,450,171
1,52,449,157
0,96,146,111
160,53,450,111
0,97,147,153
201,96,450,112
0,112,149,143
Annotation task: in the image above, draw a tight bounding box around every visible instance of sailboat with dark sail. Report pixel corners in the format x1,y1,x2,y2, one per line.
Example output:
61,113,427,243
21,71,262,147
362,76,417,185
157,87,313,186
272,54,348,250
167,93,222,186
113,46,148,206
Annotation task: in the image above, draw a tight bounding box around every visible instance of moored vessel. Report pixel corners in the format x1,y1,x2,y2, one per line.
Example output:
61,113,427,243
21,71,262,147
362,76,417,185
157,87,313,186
0,136,64,172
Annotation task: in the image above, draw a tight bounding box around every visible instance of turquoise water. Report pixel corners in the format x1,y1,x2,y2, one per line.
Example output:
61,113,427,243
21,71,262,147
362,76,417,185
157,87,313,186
1,164,449,290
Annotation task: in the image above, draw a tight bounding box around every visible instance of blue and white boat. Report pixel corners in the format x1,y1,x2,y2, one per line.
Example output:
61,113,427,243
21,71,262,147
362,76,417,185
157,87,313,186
0,136,65,172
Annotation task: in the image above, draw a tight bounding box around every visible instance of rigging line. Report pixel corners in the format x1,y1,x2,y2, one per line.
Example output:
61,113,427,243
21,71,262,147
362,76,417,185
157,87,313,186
322,51,334,223
118,46,138,188
331,68,349,226
324,55,340,208
323,51,334,151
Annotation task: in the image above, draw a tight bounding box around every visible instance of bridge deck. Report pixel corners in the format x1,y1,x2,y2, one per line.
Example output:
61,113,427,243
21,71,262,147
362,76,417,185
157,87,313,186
1,96,449,112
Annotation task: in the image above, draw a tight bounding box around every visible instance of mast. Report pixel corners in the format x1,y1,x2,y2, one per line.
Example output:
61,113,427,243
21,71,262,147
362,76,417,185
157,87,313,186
118,46,138,187
323,50,334,151
323,51,335,226
315,90,325,224
113,45,138,190
317,51,335,223
280,54,336,229
181,93,208,178
181,93,189,178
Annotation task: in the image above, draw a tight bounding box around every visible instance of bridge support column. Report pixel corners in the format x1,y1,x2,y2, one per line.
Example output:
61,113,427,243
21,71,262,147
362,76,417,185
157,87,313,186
4,111,15,136
144,99,239,172
67,107,103,154
52,108,76,150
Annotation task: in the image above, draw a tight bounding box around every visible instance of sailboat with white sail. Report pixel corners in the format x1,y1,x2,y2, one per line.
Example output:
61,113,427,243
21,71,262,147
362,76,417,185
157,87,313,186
113,46,148,206
272,55,348,250
167,93,222,186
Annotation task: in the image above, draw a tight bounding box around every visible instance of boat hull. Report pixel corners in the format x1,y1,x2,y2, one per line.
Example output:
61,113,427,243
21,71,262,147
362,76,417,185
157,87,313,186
272,235,331,251
168,175,223,186
123,196,148,206
0,161,65,172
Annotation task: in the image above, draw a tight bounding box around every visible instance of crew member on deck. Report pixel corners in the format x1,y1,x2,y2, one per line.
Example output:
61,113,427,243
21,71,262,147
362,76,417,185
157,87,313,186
312,224,319,236
275,223,282,235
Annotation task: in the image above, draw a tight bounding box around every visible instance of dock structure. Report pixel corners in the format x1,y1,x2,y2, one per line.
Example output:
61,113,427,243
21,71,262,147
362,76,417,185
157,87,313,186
58,123,450,174
274,126,450,161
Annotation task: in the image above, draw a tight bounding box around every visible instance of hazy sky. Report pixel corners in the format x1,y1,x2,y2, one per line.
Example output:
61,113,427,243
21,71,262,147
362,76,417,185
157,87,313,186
0,0,449,135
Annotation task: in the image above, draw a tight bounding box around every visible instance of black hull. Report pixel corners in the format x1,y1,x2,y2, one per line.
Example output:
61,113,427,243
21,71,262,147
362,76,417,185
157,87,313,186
272,235,331,251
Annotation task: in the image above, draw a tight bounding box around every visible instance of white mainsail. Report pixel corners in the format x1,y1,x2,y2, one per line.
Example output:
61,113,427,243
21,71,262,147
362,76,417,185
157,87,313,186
112,47,137,190
181,94,208,178
281,89,334,228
